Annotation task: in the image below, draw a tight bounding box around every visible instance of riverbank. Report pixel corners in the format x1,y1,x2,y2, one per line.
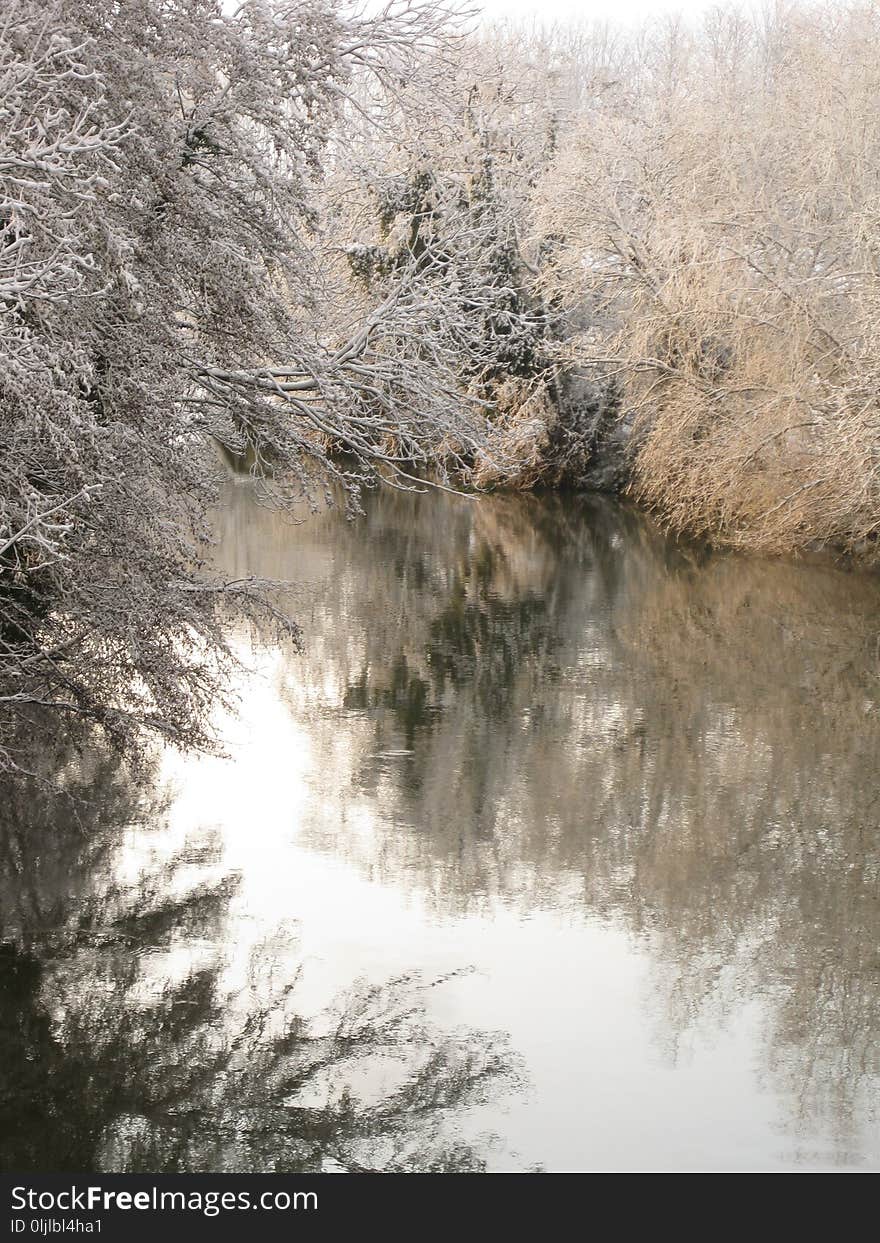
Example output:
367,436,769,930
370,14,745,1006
476,390,880,571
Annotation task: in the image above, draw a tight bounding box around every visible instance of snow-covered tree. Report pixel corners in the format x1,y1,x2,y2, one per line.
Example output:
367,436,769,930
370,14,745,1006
327,33,574,487
0,0,489,769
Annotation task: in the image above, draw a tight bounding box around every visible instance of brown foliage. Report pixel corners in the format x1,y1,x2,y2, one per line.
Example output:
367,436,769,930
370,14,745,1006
533,2,880,556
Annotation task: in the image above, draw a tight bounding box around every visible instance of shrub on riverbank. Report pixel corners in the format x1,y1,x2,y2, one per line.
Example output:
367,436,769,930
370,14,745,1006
528,2,880,558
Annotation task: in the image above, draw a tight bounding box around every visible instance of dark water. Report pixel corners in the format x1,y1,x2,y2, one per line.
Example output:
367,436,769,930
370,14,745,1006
2,484,880,1172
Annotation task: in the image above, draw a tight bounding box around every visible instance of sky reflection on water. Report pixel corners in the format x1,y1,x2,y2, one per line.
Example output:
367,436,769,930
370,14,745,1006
2,484,879,1171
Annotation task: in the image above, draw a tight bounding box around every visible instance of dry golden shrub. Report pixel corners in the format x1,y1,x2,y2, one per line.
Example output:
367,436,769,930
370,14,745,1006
533,2,880,556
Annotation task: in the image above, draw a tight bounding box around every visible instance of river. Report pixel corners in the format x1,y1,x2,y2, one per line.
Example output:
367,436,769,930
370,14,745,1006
2,482,879,1172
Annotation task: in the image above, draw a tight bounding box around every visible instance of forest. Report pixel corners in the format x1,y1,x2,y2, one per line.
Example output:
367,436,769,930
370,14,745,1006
2,0,880,763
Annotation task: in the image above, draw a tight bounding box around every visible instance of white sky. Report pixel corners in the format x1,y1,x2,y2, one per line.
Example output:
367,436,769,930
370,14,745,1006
477,0,734,26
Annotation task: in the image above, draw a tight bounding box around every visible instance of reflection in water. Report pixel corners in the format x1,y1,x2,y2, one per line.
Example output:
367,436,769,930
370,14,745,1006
3,483,880,1171
0,753,518,1172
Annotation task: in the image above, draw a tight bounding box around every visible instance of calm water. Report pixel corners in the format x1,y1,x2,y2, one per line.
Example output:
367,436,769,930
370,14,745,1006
2,484,880,1172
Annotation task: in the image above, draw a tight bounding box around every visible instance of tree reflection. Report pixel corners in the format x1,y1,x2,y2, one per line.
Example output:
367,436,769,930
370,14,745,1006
0,750,519,1173
212,482,880,1162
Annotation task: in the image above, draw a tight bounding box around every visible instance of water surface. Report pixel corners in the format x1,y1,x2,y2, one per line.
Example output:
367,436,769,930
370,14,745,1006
2,485,879,1171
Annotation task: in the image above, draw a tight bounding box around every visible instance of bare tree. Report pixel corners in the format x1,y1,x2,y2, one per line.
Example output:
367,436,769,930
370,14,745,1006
532,4,880,555
323,30,573,486
0,0,495,770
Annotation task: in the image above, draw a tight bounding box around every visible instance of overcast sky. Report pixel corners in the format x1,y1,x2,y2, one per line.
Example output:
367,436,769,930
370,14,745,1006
477,0,741,26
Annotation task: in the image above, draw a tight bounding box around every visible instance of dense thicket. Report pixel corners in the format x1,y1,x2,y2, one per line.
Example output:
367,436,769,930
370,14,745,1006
330,3,880,555
530,3,880,555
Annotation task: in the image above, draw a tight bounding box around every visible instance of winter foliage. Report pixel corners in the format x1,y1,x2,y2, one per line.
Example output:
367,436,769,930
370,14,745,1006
0,0,493,767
